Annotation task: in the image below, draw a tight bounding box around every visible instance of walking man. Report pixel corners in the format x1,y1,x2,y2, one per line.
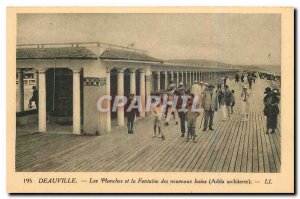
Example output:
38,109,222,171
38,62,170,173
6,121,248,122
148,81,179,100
175,82,187,137
126,94,138,134
28,86,38,109
201,84,218,131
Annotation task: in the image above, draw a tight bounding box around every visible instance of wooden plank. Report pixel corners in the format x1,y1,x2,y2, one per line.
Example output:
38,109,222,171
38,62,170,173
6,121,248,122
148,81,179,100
15,79,281,172
246,111,254,172
212,110,241,172
203,110,237,172
189,111,228,172
252,112,259,172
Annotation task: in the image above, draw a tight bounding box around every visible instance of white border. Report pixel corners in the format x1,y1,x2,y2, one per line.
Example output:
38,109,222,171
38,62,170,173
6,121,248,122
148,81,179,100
1,0,298,198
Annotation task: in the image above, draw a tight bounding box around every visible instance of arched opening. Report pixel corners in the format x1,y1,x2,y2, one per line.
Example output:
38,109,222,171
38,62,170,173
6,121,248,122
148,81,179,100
124,69,131,97
45,68,83,125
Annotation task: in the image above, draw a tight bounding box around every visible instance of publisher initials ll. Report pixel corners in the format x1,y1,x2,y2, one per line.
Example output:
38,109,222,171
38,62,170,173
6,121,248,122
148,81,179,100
265,179,272,184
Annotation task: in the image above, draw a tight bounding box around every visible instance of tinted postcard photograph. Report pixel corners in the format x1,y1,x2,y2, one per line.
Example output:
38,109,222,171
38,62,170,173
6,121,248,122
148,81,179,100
6,7,294,193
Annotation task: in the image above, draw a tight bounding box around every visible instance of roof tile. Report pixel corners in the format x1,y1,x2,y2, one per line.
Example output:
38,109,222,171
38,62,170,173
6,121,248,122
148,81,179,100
100,48,161,62
17,47,98,59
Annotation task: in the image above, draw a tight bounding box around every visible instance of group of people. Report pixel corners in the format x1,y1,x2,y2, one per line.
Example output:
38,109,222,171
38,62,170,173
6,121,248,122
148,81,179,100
235,72,257,89
124,73,259,143
148,77,250,143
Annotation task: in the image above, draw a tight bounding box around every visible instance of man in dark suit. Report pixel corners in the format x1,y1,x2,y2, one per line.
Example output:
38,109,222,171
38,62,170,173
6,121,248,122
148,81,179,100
29,86,38,109
126,94,138,134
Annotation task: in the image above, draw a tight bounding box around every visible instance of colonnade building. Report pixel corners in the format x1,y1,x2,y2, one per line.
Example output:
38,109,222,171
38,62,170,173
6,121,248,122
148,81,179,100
16,42,237,135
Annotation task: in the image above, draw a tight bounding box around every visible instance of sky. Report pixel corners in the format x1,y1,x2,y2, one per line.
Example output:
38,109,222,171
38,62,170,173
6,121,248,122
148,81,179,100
17,13,281,65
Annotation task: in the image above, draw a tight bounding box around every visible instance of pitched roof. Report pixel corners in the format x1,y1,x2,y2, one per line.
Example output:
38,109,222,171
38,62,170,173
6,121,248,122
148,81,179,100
100,48,162,62
17,47,98,59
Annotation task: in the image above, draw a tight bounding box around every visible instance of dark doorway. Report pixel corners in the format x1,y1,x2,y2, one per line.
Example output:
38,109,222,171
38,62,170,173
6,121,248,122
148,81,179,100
45,68,83,124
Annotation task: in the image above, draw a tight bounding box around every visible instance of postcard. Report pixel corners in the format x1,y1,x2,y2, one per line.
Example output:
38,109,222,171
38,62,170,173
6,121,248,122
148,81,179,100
7,7,294,193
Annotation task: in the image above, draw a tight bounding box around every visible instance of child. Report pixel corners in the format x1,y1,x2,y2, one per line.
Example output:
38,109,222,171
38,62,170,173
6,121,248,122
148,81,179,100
151,97,165,141
231,90,235,114
241,86,250,121
185,99,200,143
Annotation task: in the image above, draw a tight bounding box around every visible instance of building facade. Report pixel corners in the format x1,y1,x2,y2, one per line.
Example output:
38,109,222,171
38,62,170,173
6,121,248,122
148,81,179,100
16,42,237,135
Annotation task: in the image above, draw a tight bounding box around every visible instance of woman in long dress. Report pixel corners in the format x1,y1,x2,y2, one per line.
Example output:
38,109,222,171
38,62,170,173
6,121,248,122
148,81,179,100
241,86,250,121
263,88,280,134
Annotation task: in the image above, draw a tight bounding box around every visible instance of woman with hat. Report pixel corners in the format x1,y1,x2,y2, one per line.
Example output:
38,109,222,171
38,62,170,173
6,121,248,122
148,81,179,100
241,85,250,121
263,87,280,134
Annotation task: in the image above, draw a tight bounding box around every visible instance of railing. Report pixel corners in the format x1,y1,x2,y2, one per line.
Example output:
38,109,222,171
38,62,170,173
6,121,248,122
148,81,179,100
16,41,148,54
16,78,36,86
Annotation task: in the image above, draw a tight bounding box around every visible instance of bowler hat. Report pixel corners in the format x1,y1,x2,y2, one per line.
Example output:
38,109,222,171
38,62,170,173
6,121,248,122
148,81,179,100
264,87,272,94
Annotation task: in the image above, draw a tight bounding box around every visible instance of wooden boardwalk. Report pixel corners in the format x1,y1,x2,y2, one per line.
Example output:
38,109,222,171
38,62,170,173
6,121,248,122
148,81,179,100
15,79,280,172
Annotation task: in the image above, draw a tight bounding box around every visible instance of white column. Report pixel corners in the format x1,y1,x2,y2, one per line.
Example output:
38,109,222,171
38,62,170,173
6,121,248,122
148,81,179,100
117,69,125,126
164,71,168,90
38,69,46,133
171,71,174,82
34,70,39,90
129,69,136,95
157,72,161,91
139,70,146,117
72,68,81,135
181,71,184,83
192,71,194,82
189,71,192,85
146,68,152,95
17,69,24,112
176,71,179,86
185,71,188,85
106,69,111,132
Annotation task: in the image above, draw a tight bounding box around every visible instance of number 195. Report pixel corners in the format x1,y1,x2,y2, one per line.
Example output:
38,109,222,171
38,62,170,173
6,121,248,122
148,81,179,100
24,178,32,183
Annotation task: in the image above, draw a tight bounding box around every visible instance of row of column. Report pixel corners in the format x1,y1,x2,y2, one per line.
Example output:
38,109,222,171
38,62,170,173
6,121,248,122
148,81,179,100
17,68,81,135
106,68,150,127
153,70,220,90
